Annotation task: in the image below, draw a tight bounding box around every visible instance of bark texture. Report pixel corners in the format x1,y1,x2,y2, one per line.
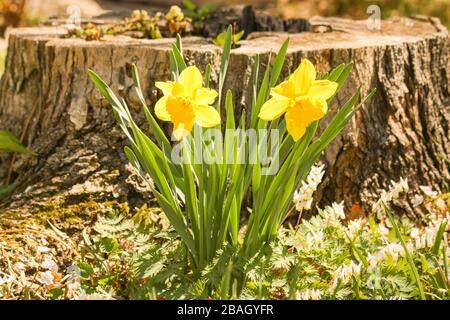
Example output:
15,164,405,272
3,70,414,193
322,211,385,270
0,14,449,218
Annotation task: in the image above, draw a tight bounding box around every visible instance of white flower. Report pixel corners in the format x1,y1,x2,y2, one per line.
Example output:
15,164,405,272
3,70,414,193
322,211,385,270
65,265,81,284
366,242,407,271
296,289,322,300
41,255,58,272
37,271,54,286
412,222,442,249
378,243,405,262
66,280,81,293
410,228,420,239
331,261,362,287
293,164,325,213
67,265,80,274
420,186,438,198
390,178,409,199
406,242,414,253
306,164,325,188
0,275,14,285
74,291,115,300
347,218,363,240
331,202,346,220
305,230,324,249
378,224,390,236
37,246,51,253
293,187,314,211
320,202,345,226
367,253,378,268
411,194,424,207
372,178,409,217
435,198,447,212
414,234,426,249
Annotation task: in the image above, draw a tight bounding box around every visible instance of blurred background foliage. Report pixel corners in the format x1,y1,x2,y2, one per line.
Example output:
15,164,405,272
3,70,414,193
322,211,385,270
274,0,450,27
0,0,41,36
0,0,449,37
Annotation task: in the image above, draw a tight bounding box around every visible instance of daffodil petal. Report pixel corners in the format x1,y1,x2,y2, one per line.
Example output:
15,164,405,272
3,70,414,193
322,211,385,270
155,96,171,121
285,109,307,141
271,80,296,99
291,59,316,95
172,121,194,140
155,81,174,96
195,88,218,105
172,82,185,96
318,99,328,115
258,97,291,121
308,80,338,100
178,66,203,97
193,104,221,127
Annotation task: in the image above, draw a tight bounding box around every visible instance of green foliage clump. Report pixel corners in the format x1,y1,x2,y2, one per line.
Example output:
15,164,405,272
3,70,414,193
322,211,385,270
182,0,218,22
88,27,374,272
70,7,194,41
325,0,450,28
213,29,244,47
73,188,449,300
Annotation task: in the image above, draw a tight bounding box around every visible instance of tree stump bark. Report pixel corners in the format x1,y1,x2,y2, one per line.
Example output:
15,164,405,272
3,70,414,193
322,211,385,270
0,13,449,219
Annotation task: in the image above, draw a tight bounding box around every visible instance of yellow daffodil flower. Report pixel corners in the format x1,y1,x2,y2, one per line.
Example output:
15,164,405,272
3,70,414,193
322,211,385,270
155,66,220,140
258,59,338,141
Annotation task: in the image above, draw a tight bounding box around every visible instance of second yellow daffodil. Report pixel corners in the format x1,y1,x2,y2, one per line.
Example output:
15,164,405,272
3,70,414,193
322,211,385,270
258,59,338,141
155,66,220,140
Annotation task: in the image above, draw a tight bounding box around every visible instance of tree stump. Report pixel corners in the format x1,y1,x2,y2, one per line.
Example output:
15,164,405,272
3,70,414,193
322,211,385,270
0,13,449,220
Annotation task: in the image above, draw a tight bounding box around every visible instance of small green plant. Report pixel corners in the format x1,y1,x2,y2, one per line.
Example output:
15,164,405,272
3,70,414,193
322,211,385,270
0,129,35,198
0,130,35,155
182,0,217,22
213,29,244,47
70,8,193,41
